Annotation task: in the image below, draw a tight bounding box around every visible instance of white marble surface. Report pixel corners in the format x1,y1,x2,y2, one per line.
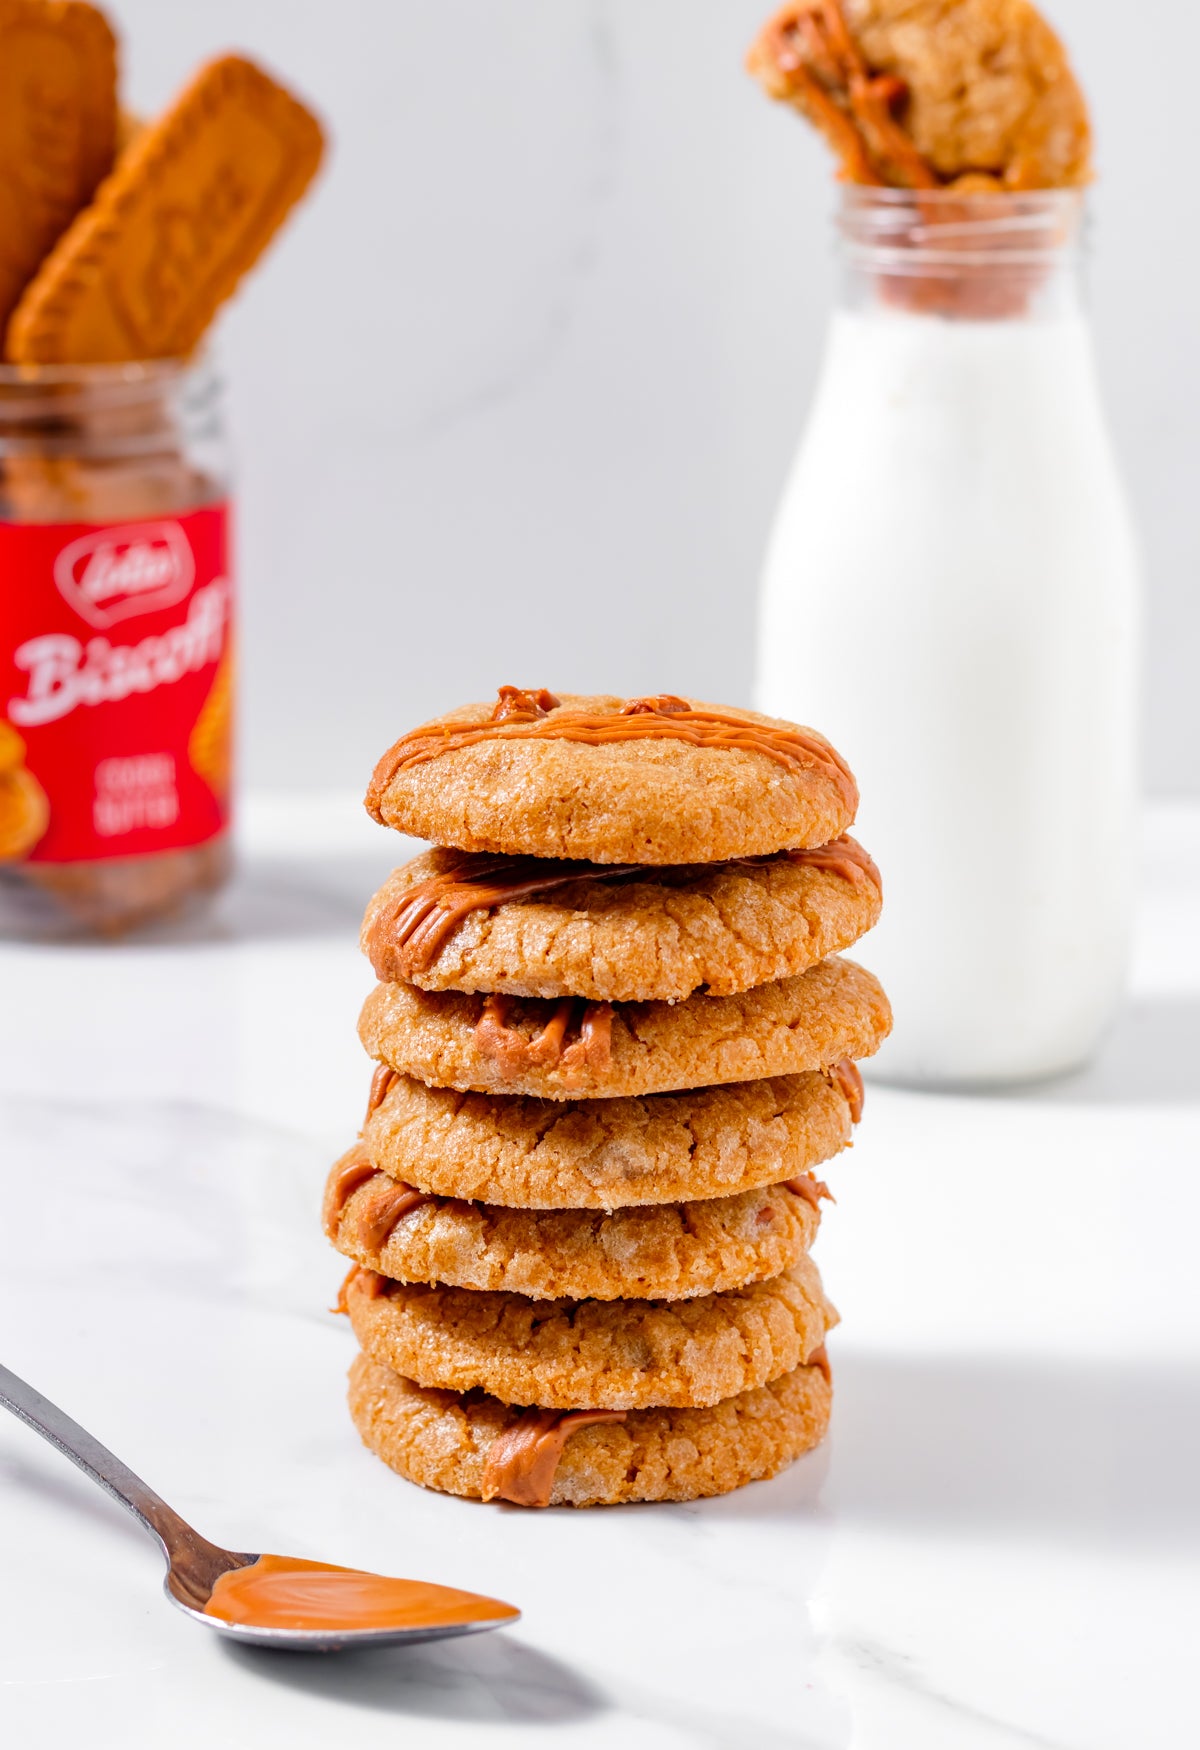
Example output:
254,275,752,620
1,796,1197,1749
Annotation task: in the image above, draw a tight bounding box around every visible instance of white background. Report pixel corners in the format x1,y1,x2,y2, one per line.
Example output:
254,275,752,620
105,0,1198,795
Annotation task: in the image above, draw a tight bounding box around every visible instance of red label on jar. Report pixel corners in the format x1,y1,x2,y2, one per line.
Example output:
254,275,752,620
0,505,232,864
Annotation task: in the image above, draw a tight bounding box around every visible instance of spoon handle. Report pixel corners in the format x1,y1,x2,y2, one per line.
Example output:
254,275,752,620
0,1362,248,1604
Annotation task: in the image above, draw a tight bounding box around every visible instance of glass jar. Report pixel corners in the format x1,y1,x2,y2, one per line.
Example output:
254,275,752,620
0,359,234,936
755,189,1142,1087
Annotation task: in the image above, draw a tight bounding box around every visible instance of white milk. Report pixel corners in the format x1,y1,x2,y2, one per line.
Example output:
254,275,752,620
756,270,1141,1085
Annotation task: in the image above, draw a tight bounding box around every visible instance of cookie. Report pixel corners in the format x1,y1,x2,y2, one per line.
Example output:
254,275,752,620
358,955,890,1101
362,1068,855,1208
361,836,881,1003
365,690,858,864
748,0,1090,191
348,1350,831,1506
340,1257,835,1410
0,718,28,773
326,1150,825,1300
0,763,49,860
0,0,117,336
188,638,234,801
7,54,325,364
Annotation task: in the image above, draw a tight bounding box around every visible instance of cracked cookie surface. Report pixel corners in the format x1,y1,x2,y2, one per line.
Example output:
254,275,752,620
362,839,881,1003
341,1257,836,1410
348,1351,832,1505
358,955,890,1100
327,1150,823,1300
366,692,857,863
362,1070,855,1208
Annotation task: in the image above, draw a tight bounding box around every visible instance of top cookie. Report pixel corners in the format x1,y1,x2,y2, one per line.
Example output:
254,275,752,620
365,689,858,864
748,0,1091,191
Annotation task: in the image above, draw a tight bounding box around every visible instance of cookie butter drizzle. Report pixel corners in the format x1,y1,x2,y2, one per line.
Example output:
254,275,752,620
364,1063,398,1126
783,836,880,892
758,0,939,188
354,1176,435,1250
481,1407,629,1508
784,1172,835,1210
323,1155,380,1240
374,834,878,980
806,1342,832,1385
368,686,858,815
379,853,643,978
335,1264,389,1314
326,1153,434,1249
476,993,615,1085
826,1055,865,1124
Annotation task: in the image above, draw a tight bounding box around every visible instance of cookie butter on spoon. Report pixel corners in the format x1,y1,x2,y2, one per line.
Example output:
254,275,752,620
748,4,1141,1088
0,1361,518,1651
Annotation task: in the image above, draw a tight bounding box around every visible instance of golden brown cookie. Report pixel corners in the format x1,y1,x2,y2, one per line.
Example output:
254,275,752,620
365,690,858,864
358,955,890,1101
348,1351,831,1506
0,0,117,336
341,1257,835,1410
7,54,325,363
0,764,49,860
326,1151,824,1300
748,0,1090,190
0,718,28,774
361,837,881,1003
188,638,234,802
362,1069,855,1208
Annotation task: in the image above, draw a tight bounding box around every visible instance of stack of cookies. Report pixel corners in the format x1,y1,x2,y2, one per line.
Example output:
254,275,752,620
326,689,891,1507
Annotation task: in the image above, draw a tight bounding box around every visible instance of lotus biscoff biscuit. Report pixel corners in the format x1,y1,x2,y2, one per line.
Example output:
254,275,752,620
0,0,117,336
188,639,234,802
6,52,324,363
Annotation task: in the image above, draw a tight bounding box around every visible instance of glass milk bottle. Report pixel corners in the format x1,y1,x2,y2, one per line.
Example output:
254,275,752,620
756,189,1141,1087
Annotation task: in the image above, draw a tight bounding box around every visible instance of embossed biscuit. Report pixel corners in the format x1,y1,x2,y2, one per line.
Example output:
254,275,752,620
348,1351,832,1506
366,692,858,864
341,1257,836,1410
748,0,1090,190
358,955,891,1101
326,1151,823,1300
7,53,324,363
363,1070,854,1208
0,0,117,336
362,838,881,1002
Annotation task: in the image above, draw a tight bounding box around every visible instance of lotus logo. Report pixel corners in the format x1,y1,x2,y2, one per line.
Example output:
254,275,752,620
53,522,195,629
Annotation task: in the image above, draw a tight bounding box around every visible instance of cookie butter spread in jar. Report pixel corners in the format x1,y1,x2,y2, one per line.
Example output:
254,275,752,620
0,360,233,933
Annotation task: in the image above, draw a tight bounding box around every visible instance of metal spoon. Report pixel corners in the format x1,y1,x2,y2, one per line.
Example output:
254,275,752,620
0,1362,520,1651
